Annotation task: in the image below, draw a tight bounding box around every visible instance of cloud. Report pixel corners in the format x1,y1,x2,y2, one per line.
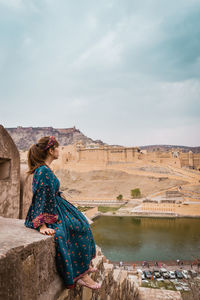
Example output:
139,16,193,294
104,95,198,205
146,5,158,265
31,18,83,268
0,0,22,8
72,31,123,70
0,0,199,146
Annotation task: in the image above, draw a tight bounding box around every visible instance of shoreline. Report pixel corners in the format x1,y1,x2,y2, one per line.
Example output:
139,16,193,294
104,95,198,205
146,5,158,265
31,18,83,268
91,212,200,219
110,260,199,267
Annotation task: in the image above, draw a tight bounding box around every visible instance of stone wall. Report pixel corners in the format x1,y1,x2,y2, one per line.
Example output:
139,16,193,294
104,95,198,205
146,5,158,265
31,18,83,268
142,202,176,214
20,170,33,219
0,216,139,300
49,143,200,173
180,152,200,170
0,125,20,218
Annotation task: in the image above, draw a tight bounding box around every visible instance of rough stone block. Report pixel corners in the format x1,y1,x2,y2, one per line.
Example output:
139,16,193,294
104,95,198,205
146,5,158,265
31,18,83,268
0,216,139,300
82,286,93,300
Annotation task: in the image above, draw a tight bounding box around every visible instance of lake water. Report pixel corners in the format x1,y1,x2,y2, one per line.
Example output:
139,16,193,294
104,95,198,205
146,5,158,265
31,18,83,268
90,216,200,262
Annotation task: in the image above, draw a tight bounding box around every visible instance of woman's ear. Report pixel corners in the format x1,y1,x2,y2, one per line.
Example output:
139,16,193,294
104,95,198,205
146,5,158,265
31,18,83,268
48,148,54,155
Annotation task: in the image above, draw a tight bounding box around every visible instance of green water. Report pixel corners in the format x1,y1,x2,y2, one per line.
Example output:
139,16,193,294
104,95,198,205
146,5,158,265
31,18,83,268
90,216,200,262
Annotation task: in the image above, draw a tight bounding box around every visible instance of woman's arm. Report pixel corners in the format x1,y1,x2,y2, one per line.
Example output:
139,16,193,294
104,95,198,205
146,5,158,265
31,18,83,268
31,166,58,229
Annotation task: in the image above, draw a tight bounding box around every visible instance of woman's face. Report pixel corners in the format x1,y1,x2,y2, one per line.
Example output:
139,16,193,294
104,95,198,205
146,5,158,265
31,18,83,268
49,146,59,159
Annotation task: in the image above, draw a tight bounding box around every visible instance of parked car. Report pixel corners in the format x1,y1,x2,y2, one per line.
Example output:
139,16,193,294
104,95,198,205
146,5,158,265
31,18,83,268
160,268,169,279
175,270,183,279
153,270,161,278
169,271,176,279
182,270,190,279
144,270,151,279
136,268,145,280
162,271,170,279
188,270,197,278
160,268,167,274
157,277,164,282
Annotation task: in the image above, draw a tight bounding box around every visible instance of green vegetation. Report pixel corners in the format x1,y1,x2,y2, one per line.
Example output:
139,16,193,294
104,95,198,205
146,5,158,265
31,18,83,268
78,204,126,213
141,279,196,299
116,194,123,200
141,279,176,291
77,206,93,212
98,206,122,213
130,188,141,198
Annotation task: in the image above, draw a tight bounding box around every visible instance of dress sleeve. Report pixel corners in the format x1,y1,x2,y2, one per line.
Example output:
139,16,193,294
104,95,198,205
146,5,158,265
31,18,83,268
31,166,58,229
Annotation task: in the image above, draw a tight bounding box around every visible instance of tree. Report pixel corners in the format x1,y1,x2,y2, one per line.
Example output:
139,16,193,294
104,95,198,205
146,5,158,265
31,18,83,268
131,188,141,198
116,194,123,200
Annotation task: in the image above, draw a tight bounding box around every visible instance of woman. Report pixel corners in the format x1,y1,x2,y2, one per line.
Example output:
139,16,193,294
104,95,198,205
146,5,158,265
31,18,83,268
24,136,101,290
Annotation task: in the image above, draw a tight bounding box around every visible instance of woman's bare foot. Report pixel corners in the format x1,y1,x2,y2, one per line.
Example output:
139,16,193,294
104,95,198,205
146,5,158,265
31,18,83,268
88,267,98,273
76,273,101,289
80,274,98,286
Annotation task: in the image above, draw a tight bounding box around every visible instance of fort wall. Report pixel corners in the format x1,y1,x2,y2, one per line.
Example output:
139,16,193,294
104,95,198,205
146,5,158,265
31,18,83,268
52,143,200,171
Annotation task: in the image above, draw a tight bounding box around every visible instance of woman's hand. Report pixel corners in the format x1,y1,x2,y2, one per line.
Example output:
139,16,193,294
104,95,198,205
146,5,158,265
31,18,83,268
39,223,56,236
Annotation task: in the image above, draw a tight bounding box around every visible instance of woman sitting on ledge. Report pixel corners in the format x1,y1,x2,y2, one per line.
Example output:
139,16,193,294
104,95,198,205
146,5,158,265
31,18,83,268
24,136,101,290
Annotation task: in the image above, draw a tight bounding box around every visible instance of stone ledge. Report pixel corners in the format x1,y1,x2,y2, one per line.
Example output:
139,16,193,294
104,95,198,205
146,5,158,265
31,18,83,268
0,216,139,300
0,216,64,300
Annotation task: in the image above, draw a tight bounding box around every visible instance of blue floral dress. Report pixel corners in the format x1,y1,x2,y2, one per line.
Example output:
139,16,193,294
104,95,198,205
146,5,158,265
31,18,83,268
24,165,96,289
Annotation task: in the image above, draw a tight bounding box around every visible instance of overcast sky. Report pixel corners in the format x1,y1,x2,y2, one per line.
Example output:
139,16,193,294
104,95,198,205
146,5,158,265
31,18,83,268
0,0,199,147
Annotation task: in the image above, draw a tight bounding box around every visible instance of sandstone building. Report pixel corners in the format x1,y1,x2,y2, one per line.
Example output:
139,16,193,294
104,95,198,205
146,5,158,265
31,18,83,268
52,142,200,171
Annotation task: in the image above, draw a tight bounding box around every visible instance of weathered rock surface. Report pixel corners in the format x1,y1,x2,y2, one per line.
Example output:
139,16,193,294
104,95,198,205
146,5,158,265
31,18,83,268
0,216,139,300
138,287,182,300
0,125,20,218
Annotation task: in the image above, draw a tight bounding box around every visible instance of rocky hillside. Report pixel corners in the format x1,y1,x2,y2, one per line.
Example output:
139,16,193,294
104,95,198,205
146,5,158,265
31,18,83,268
5,126,105,150
4,125,199,153
140,144,200,153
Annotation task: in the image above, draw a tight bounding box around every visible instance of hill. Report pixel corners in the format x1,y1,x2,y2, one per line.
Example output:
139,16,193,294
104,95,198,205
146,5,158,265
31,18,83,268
4,125,200,153
139,144,200,153
5,126,105,150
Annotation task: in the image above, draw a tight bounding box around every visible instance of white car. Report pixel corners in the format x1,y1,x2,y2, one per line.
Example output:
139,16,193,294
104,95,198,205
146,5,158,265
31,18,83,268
136,268,143,274
182,270,190,279
160,268,167,273
157,277,164,281
169,271,176,279
136,269,145,280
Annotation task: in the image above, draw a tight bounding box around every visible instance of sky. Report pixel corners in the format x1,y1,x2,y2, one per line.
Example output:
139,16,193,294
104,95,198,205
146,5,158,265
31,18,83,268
0,0,200,147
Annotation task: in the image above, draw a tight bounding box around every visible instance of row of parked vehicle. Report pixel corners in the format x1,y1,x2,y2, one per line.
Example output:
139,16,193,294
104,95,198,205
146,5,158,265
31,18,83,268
138,268,198,280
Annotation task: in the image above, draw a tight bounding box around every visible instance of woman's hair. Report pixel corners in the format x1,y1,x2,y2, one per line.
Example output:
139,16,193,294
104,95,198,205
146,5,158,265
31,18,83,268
26,136,59,175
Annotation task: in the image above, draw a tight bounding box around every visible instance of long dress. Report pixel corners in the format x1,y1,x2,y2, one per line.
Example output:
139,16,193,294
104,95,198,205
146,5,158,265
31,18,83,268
24,165,96,289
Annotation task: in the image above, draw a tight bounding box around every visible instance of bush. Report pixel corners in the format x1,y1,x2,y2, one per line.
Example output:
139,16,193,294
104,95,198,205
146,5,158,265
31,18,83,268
131,188,141,198
77,206,92,212
116,194,123,200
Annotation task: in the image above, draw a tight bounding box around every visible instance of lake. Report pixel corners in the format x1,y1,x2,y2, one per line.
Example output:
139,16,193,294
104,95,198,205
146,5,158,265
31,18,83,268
90,216,200,262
